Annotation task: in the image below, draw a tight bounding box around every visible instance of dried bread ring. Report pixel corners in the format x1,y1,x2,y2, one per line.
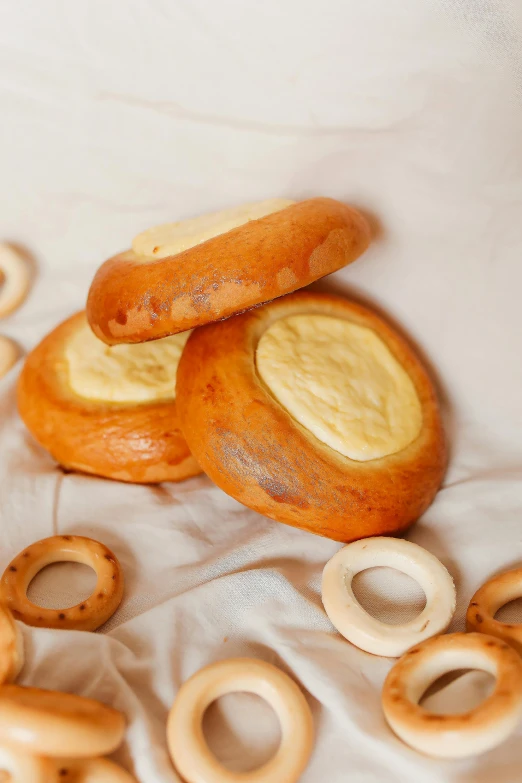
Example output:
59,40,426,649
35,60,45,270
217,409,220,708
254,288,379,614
382,632,522,758
0,245,31,320
0,535,123,632
0,684,125,758
176,291,446,541
0,336,18,381
50,757,137,781
0,745,55,782
167,657,313,783
17,311,200,483
466,568,522,654
322,537,456,656
87,198,370,344
0,604,23,684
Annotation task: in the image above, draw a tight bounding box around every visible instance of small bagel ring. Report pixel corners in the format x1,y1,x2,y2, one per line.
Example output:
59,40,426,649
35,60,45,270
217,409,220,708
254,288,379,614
0,336,18,381
0,744,55,782
382,632,522,758
50,757,137,781
321,537,456,656
0,684,125,757
0,535,124,631
0,604,23,685
466,568,522,654
0,245,31,319
167,657,314,783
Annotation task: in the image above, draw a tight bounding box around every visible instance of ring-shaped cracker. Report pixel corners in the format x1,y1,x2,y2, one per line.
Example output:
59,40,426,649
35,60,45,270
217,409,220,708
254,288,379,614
0,604,23,684
17,312,200,483
0,684,125,758
0,336,18,381
466,568,522,654
87,198,370,344
50,757,137,781
0,535,123,632
176,292,446,541
0,245,31,320
382,632,522,758
167,657,314,783
0,745,55,783
322,537,456,656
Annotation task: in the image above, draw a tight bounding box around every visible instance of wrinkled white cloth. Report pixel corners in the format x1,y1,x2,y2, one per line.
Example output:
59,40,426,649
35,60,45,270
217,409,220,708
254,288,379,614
1,1,522,780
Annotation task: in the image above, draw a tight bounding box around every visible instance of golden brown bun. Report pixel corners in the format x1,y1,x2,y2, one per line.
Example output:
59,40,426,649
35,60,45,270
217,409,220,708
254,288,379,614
17,312,201,484
86,198,370,345
176,292,447,541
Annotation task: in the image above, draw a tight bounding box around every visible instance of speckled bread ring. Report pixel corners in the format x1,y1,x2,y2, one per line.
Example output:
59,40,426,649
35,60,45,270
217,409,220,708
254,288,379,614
0,336,18,381
322,538,456,656
167,657,314,783
176,291,446,541
0,535,123,632
0,604,23,684
466,568,522,655
0,244,31,320
17,311,200,483
0,684,125,758
0,744,55,783
50,757,137,781
382,632,522,758
87,198,370,344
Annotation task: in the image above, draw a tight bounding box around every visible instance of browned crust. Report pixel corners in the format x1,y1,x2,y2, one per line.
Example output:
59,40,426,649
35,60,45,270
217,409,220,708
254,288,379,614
86,198,371,344
176,292,447,542
17,312,201,484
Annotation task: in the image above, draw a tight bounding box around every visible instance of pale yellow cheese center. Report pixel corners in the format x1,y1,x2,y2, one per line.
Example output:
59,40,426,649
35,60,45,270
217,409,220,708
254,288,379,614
66,322,190,403
256,315,422,462
132,198,295,259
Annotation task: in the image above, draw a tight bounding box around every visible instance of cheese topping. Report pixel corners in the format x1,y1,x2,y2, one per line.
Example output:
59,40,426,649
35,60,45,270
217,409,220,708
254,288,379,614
132,198,295,259
256,315,422,462
66,321,190,403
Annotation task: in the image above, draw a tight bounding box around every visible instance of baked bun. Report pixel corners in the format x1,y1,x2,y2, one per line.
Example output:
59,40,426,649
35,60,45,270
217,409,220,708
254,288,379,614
86,198,370,345
18,312,200,483
176,292,446,541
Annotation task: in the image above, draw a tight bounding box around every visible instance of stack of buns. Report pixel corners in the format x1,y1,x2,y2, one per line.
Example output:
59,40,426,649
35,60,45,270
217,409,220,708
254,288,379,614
18,197,446,541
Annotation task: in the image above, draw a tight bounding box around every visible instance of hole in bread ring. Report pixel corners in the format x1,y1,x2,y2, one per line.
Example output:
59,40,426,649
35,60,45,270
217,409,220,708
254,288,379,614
420,669,496,714
0,245,31,319
351,566,427,624
0,336,19,381
167,658,314,783
27,561,97,609
382,632,522,758
466,568,522,654
322,537,456,656
175,291,447,542
0,684,125,758
202,691,282,772
0,535,124,632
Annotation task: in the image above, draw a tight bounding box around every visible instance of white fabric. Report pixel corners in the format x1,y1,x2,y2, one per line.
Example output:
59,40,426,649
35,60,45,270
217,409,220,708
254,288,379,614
1,1,522,780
